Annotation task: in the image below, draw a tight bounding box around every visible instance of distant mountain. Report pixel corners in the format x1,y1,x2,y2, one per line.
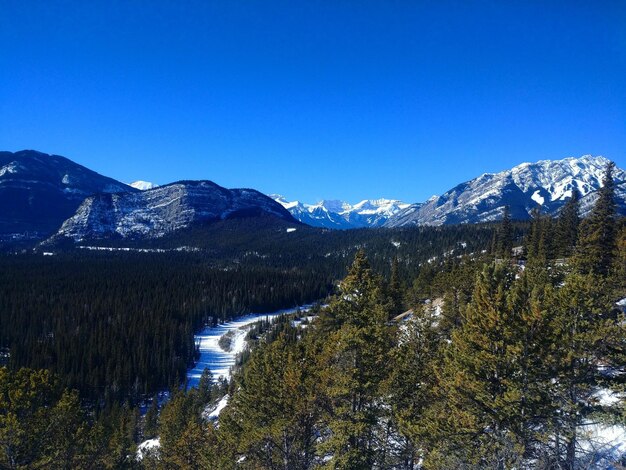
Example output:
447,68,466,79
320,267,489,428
46,181,297,243
4,150,625,246
271,195,410,229
129,180,158,190
0,150,134,240
385,155,626,227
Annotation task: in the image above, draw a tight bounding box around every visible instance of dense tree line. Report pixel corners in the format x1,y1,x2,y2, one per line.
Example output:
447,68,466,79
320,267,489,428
45,214,517,280
0,222,508,403
0,253,331,402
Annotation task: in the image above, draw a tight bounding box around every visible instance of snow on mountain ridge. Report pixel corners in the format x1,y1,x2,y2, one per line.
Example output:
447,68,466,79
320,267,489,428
385,155,625,227
129,180,158,190
45,181,297,243
270,195,411,229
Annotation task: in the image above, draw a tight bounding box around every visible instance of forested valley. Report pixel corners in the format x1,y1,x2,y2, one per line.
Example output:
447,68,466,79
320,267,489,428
1,165,625,469
0,221,504,402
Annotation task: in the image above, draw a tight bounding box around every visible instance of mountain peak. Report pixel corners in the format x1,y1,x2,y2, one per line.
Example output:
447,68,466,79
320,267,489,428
47,180,296,243
271,195,410,229
385,155,625,227
0,150,135,239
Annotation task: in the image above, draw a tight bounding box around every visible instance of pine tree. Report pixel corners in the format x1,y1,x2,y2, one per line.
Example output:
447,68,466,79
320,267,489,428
42,389,88,469
616,224,626,291
161,419,218,470
575,162,617,276
546,265,626,467
426,264,553,467
388,257,404,319
555,189,580,258
143,398,159,440
385,305,441,469
525,206,555,266
219,331,322,469
104,403,138,469
316,251,393,469
194,368,213,410
495,205,514,258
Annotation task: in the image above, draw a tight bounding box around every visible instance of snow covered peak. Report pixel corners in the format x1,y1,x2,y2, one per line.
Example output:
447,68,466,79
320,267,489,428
352,198,411,216
507,155,615,201
129,180,158,191
270,195,410,229
386,155,625,227
45,181,297,243
318,200,351,213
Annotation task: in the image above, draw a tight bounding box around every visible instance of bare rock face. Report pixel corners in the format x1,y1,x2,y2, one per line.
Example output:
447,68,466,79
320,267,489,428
49,180,296,242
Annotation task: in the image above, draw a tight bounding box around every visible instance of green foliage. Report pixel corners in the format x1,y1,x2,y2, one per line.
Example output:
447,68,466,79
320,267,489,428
0,253,331,402
493,205,514,258
0,367,111,469
575,161,617,276
220,331,322,469
554,188,580,258
316,251,393,469
5,201,624,469
143,398,159,440
384,305,440,468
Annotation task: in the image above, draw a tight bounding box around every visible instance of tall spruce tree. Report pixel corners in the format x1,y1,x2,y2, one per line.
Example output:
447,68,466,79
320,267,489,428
575,162,617,276
219,331,322,470
525,206,554,265
555,189,580,258
316,251,392,469
388,257,404,319
426,264,553,468
385,304,441,469
546,270,625,468
496,205,514,258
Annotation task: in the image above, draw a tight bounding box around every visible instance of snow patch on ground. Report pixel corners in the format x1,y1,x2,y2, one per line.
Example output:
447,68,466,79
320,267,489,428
204,394,230,421
78,245,200,253
578,422,626,468
136,438,160,460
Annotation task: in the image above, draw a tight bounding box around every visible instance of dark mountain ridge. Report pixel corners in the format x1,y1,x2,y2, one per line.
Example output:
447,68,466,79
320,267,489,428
0,150,135,239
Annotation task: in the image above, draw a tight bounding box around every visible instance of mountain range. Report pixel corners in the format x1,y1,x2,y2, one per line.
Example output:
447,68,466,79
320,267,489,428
277,156,625,228
0,150,624,247
48,181,295,243
270,196,410,229
386,155,626,227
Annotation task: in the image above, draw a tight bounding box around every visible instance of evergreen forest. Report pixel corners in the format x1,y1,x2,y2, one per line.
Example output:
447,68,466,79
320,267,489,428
1,164,625,469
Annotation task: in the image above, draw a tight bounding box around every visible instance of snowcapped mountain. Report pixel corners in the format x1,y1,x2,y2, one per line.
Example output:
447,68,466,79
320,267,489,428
0,150,135,239
271,195,410,229
385,155,626,227
129,180,158,190
46,181,296,243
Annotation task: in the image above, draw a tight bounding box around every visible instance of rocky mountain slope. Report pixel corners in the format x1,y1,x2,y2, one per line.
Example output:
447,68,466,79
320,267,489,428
46,180,297,243
0,150,134,240
385,155,626,227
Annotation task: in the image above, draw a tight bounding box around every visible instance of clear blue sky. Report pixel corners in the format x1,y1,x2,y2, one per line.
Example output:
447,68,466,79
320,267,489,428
1,1,624,203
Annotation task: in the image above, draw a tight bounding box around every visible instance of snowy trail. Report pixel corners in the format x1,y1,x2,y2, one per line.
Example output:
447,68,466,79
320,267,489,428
186,305,311,387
